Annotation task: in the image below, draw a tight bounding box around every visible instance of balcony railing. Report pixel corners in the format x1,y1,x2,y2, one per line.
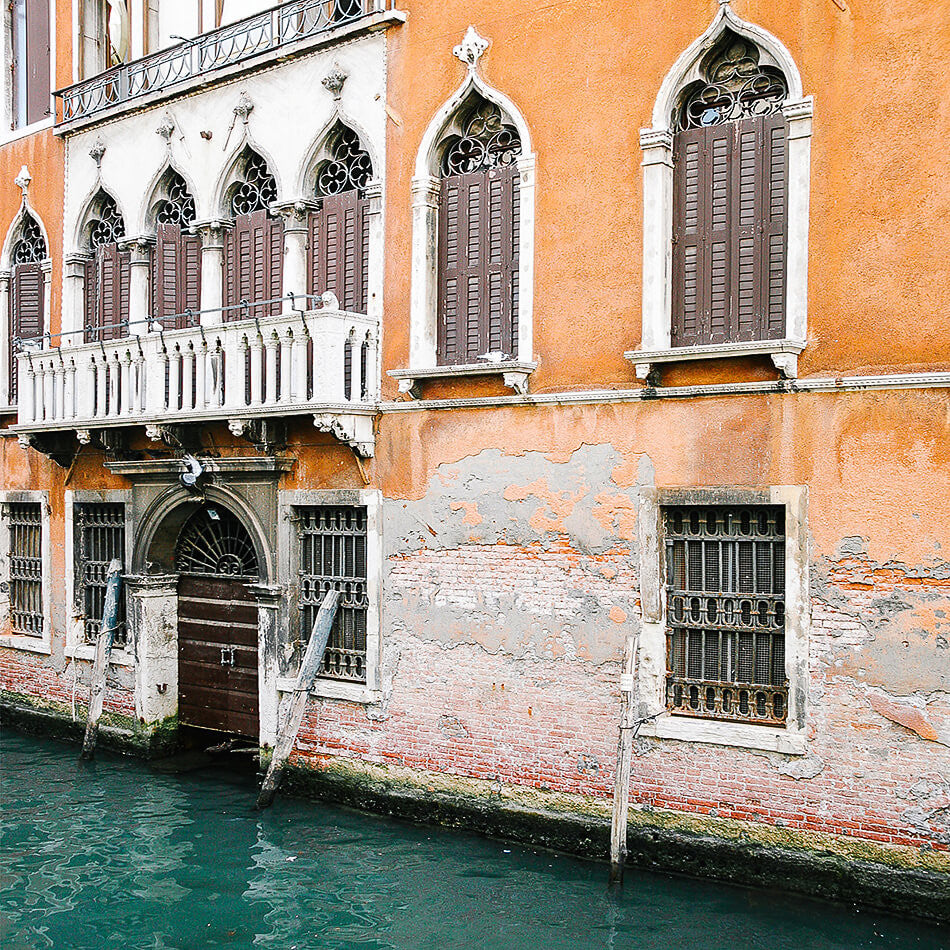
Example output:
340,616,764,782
55,0,394,124
14,296,378,455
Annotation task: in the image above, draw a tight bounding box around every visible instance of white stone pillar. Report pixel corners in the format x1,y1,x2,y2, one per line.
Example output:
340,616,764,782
783,98,814,348
63,254,91,347
126,574,180,731
0,273,10,406
639,129,674,353
249,583,283,748
127,239,154,336
196,223,227,326
408,175,440,369
275,203,310,307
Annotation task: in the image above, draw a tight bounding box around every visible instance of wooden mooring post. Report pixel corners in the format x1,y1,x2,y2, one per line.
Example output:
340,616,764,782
256,589,340,810
80,559,123,762
609,632,639,885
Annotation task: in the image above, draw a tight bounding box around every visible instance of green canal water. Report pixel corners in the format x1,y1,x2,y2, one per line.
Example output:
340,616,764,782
1,729,946,950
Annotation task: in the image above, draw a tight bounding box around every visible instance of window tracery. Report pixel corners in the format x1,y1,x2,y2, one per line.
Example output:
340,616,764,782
153,171,196,227
315,126,372,197
227,151,277,217
440,103,522,176
676,35,787,131
11,216,46,264
86,193,125,249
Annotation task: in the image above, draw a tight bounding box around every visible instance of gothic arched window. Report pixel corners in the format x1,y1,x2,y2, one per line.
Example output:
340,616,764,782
222,148,283,319
671,33,789,348
308,124,373,314
150,169,201,329
436,100,522,364
83,191,128,342
8,214,47,402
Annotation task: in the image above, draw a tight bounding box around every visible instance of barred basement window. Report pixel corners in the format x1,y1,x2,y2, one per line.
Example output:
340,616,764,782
6,502,43,637
298,506,368,683
75,503,126,647
664,505,787,725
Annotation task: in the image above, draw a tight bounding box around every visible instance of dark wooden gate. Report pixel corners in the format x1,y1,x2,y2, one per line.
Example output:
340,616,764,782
177,575,259,737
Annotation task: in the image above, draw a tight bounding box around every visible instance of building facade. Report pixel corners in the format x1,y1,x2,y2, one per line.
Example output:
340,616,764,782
1,0,948,911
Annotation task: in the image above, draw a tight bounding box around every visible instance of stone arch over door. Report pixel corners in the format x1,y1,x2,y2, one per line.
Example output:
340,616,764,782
132,485,276,741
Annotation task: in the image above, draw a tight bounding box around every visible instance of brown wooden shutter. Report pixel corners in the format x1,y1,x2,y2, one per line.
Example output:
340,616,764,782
97,243,119,340
25,0,51,124
308,191,369,313
84,258,98,342
154,223,180,327
181,232,202,322
266,215,283,316
9,262,44,401
438,165,518,364
672,115,788,347
223,224,236,316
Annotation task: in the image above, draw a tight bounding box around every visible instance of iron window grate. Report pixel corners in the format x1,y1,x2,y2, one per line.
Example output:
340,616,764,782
298,505,368,683
664,505,788,724
6,502,43,637
75,503,126,647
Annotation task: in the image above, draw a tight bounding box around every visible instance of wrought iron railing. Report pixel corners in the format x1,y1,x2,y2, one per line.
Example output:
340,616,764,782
55,0,392,124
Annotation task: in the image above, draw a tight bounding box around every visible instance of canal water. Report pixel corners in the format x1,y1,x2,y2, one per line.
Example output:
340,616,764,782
1,729,946,950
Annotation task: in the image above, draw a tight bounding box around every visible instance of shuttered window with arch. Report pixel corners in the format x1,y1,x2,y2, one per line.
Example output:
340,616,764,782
307,124,372,314
436,100,521,365
82,191,129,343
150,169,201,329
8,214,47,403
222,148,283,320
671,34,788,347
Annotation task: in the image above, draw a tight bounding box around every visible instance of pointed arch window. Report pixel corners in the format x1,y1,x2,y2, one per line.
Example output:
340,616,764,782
308,125,372,314
150,169,201,329
436,100,522,364
8,215,47,403
631,9,813,381
223,149,283,320
82,192,129,343
671,34,789,348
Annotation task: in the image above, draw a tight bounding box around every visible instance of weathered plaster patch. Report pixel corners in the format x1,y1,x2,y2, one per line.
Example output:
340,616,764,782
866,690,950,747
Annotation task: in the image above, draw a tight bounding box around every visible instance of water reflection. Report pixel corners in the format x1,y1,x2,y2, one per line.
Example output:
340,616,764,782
1,729,947,950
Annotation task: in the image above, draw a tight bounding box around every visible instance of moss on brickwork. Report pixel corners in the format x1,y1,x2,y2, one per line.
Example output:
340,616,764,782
282,753,950,923
0,691,177,758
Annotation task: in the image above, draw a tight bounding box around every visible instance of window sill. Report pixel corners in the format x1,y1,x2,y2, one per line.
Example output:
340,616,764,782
639,713,806,754
0,117,55,147
624,340,805,381
67,643,135,667
388,361,538,398
0,633,51,655
276,675,381,705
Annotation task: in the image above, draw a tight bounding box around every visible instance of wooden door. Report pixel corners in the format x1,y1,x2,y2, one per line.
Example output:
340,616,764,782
177,575,259,737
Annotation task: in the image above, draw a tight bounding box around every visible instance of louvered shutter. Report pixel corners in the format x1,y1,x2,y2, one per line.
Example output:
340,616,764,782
9,263,44,402
154,223,180,327
83,258,97,342
266,215,283,316
181,232,202,324
25,0,51,124
438,165,518,364
308,191,369,313
672,114,788,347
116,249,131,340
223,223,236,317
97,243,119,340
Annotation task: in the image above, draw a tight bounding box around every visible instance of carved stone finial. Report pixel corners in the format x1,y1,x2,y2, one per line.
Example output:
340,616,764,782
156,113,175,142
233,92,254,124
320,290,339,310
453,26,489,71
322,64,348,101
89,140,106,168
14,165,32,198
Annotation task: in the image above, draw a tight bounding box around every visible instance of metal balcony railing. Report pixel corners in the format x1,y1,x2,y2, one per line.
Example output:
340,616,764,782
55,0,393,124
15,296,378,434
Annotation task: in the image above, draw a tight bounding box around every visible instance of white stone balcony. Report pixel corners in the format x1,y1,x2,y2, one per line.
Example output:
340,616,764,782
14,297,378,457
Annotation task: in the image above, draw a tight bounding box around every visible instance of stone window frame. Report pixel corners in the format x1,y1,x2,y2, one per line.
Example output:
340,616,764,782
0,0,56,146
276,488,382,705
0,489,52,655
394,27,538,397
627,5,814,381
64,489,134,667
636,485,809,755
0,202,53,411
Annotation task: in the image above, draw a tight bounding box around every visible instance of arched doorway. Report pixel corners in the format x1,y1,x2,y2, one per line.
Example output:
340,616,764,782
175,504,261,738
